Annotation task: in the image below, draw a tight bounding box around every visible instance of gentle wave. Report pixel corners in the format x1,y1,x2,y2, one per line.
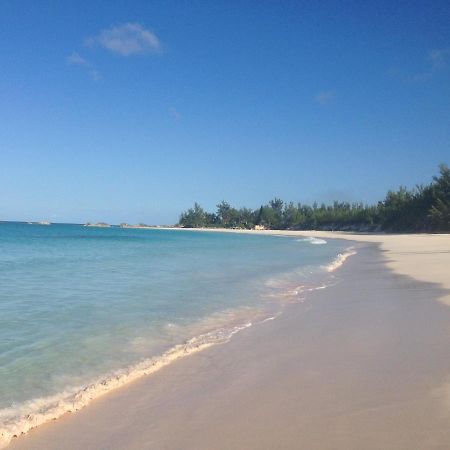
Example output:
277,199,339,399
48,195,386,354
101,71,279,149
325,248,357,272
0,321,254,448
296,237,327,245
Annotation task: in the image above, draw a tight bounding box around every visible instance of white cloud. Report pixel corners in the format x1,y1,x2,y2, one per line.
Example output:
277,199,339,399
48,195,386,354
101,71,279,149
66,52,101,81
315,91,335,106
67,52,88,66
86,23,161,56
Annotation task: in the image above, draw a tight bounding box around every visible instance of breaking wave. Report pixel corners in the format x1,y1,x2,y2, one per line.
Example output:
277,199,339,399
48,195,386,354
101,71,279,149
325,248,357,272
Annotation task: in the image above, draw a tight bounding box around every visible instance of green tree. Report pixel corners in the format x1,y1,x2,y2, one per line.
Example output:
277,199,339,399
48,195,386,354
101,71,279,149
178,165,449,233
178,202,208,228
429,164,450,230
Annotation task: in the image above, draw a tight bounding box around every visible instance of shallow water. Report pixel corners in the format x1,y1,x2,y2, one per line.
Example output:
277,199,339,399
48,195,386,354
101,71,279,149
0,222,349,442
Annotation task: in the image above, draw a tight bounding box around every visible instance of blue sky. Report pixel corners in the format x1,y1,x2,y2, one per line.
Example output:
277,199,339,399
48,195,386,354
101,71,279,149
1,0,449,224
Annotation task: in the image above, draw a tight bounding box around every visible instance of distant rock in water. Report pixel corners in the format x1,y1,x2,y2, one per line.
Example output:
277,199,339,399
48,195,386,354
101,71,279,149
119,223,155,229
84,222,111,228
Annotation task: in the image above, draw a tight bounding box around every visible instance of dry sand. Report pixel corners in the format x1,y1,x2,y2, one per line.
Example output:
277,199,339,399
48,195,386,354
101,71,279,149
7,232,450,450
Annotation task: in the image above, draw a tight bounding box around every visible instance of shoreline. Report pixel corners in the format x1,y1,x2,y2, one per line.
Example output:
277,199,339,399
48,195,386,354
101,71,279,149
0,237,351,448
163,228,450,305
6,232,450,449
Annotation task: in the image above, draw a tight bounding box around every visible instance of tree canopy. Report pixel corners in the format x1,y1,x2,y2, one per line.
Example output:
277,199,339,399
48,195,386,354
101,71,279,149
178,164,450,233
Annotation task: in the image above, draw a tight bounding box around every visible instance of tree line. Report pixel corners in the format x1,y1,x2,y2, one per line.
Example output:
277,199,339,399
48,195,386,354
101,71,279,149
178,164,450,232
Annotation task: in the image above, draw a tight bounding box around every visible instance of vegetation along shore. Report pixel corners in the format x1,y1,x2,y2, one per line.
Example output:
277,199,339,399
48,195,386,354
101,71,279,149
179,164,449,232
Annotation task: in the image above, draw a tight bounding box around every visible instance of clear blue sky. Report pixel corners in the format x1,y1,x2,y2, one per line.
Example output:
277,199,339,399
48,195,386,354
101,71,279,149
1,0,449,224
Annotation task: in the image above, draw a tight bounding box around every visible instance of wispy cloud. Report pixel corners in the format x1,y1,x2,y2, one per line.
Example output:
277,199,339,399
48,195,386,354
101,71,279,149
429,48,450,70
88,69,102,81
315,90,335,106
169,106,181,120
390,48,450,82
86,23,161,56
66,52,101,81
67,52,88,66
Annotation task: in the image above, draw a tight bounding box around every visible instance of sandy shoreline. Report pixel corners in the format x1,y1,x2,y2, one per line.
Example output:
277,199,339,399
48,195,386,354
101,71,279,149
256,230,450,306
166,228,450,305
7,231,450,449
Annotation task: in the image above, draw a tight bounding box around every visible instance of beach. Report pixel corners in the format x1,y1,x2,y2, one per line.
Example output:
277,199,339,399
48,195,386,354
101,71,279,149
6,231,450,449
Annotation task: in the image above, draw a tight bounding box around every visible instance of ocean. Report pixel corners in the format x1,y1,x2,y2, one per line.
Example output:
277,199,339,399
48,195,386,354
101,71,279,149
0,222,351,445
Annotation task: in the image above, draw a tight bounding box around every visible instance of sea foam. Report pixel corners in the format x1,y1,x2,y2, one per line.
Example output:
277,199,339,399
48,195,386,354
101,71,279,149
0,321,252,448
296,237,327,245
325,248,357,272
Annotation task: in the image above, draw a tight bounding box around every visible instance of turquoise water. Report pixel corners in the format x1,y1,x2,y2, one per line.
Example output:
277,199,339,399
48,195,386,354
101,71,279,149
0,222,349,442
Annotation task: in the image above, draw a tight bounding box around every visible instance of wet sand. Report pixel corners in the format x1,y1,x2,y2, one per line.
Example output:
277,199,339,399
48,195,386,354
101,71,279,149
252,231,450,306
8,240,450,449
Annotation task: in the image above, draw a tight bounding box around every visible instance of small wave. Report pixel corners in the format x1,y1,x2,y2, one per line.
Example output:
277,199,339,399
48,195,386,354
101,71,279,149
325,248,356,272
0,322,252,449
305,284,327,291
261,313,281,323
296,237,327,245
